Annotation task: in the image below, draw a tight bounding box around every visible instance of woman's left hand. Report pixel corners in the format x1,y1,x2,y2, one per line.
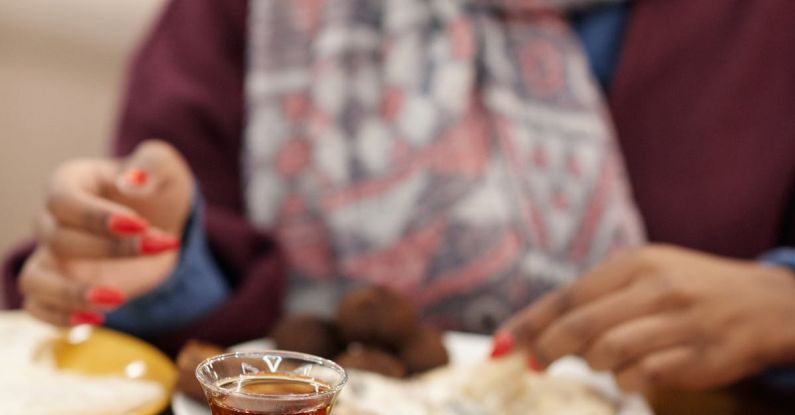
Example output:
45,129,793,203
498,244,795,392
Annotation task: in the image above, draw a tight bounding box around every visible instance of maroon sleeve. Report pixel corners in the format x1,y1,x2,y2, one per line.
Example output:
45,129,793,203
3,0,285,355
113,0,285,354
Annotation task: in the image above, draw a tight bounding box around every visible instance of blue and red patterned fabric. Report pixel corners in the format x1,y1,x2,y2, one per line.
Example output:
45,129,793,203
243,0,643,332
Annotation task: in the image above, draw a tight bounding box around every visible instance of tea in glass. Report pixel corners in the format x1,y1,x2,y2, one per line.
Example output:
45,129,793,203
196,351,347,415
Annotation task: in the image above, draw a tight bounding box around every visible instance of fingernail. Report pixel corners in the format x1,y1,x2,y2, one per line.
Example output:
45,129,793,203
139,234,180,254
490,332,515,358
85,286,126,307
107,214,148,235
123,168,148,186
527,354,543,371
69,311,104,326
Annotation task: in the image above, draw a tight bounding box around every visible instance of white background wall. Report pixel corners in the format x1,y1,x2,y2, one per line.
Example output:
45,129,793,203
0,0,165,304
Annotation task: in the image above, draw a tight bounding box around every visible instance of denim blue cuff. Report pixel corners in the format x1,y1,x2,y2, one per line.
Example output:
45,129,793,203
105,190,229,336
571,2,629,90
760,247,795,272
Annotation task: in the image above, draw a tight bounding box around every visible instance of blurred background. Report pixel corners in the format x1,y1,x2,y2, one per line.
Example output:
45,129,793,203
0,0,165,269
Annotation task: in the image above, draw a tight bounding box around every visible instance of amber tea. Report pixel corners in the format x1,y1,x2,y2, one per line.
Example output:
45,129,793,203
196,351,347,415
208,373,334,415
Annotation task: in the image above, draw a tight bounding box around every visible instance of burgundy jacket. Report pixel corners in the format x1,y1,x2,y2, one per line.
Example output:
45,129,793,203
4,0,795,355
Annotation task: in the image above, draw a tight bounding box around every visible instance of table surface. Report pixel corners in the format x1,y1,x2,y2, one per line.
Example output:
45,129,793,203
648,384,795,415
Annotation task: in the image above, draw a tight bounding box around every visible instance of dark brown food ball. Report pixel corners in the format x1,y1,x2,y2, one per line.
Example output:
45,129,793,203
399,324,449,374
175,340,225,401
336,286,418,350
335,343,407,378
271,314,344,359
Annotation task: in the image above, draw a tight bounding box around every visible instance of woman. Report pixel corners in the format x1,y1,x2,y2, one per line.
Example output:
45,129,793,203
5,0,795,392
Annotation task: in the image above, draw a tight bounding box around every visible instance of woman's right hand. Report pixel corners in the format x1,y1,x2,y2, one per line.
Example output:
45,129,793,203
19,140,194,326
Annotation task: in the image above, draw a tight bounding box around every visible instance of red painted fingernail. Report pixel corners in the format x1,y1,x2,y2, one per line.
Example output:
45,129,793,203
85,286,126,307
527,354,543,371
139,234,180,254
69,311,105,326
490,332,515,358
123,168,148,186
107,214,148,235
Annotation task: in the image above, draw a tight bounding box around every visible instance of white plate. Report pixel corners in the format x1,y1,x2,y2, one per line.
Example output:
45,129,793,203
172,332,652,415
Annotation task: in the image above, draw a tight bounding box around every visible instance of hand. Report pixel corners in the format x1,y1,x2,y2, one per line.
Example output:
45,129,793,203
497,244,795,392
19,140,194,326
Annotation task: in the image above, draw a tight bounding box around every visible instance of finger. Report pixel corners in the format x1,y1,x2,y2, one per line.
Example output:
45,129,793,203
25,298,70,326
500,249,645,344
34,209,57,242
498,290,567,346
116,163,156,197
615,345,696,392
26,299,106,327
44,224,179,258
534,276,688,363
20,258,90,311
114,140,185,197
47,161,149,236
110,140,194,235
19,254,127,311
47,192,148,236
583,313,694,372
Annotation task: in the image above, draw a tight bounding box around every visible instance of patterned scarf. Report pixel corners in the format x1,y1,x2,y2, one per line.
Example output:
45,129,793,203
244,0,643,333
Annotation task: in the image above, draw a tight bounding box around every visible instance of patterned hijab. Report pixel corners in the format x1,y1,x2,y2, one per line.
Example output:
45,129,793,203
243,0,643,333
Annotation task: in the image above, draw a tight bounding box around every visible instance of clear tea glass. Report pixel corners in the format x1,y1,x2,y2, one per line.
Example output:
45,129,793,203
196,350,348,415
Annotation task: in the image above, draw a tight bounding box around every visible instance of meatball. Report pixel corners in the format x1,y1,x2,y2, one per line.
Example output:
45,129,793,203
335,343,407,378
271,314,344,359
399,325,449,374
336,286,418,350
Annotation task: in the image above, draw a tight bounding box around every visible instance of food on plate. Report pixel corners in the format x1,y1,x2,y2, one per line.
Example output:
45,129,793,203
336,286,417,349
271,314,344,359
0,313,165,415
398,324,448,375
175,339,225,401
175,285,448,397
273,286,448,377
335,343,407,378
334,354,617,415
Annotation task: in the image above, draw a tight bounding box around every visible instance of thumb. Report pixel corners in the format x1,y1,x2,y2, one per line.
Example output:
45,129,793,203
116,166,153,196
114,140,179,197
108,140,194,234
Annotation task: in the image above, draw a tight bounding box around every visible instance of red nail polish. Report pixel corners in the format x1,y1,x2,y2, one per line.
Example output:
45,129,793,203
490,332,515,358
69,311,104,326
139,234,180,254
124,168,148,186
107,214,148,235
527,354,543,371
85,286,126,307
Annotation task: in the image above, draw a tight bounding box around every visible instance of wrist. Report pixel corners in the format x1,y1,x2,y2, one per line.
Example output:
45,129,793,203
755,248,795,365
757,265,795,366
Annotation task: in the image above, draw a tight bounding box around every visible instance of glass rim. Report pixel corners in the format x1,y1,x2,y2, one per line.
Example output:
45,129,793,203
195,350,348,401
